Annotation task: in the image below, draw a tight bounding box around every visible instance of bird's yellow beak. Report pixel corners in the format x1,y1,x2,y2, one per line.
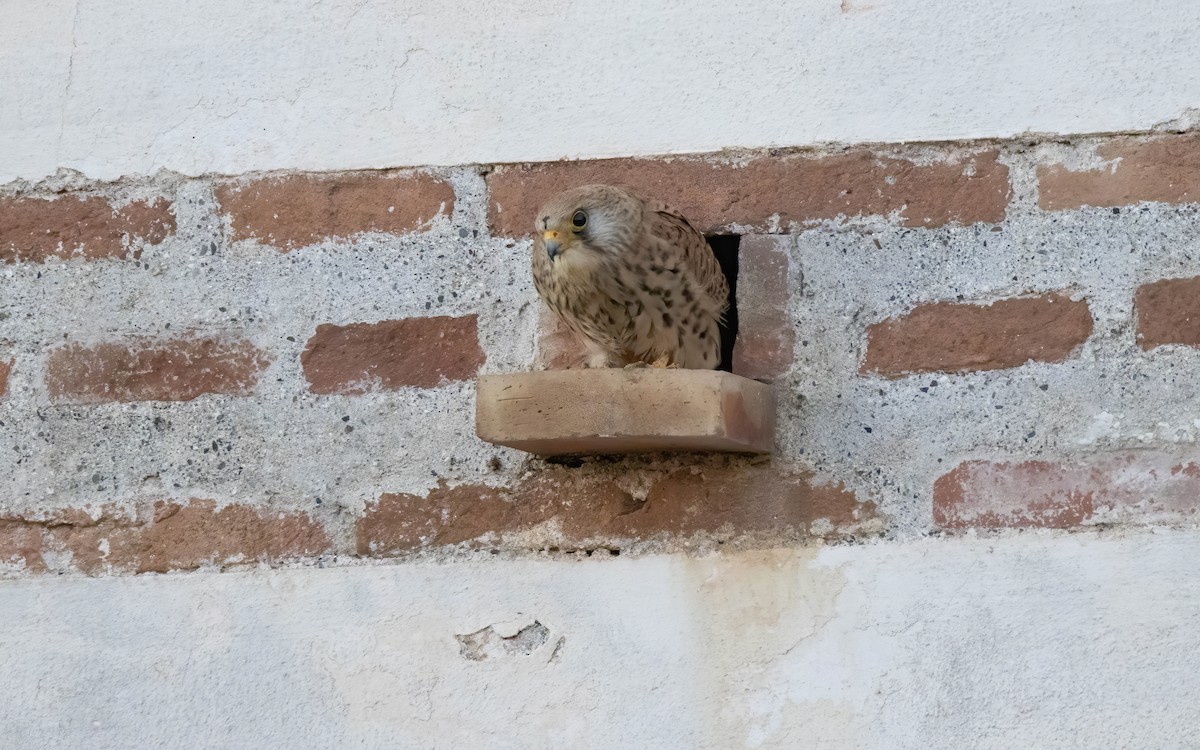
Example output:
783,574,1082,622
543,230,564,261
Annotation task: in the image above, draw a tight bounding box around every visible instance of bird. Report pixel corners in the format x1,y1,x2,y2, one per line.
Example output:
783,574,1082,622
531,184,729,370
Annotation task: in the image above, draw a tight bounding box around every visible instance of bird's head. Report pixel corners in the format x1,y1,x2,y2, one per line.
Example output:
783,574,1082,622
533,184,642,267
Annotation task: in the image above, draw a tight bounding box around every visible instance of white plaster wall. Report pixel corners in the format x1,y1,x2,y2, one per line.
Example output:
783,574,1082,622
2,531,1198,748
4,0,1200,183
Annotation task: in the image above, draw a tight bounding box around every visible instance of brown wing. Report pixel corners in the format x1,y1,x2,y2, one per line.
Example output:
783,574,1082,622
644,199,730,318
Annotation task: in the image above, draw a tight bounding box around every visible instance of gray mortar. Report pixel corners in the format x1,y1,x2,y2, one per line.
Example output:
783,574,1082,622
2,138,1199,573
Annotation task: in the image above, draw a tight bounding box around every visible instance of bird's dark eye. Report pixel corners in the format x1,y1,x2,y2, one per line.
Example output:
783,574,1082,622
571,210,588,229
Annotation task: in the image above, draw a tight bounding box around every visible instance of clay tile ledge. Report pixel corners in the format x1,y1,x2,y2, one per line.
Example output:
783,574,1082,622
476,370,775,456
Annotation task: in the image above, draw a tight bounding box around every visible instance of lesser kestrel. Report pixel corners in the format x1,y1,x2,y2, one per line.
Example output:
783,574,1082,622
531,184,729,369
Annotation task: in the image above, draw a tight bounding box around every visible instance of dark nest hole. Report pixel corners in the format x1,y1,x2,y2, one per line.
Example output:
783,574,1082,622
705,234,740,372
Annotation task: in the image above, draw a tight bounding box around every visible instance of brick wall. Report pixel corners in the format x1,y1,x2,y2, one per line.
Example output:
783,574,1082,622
2,133,1200,575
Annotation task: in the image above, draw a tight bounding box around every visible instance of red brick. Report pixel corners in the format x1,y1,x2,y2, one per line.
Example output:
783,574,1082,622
0,520,46,572
215,172,455,249
1135,276,1200,350
1038,134,1200,210
0,359,10,398
632,466,872,537
46,337,271,403
934,454,1200,530
487,149,1009,235
861,293,1093,378
0,195,175,262
934,461,1093,529
302,316,486,393
357,464,878,555
106,501,331,574
357,483,522,552
732,236,794,381
0,501,332,574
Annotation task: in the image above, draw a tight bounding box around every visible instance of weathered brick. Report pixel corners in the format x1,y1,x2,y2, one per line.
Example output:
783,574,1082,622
0,195,175,262
934,454,1200,530
1039,134,1200,210
357,464,878,555
487,149,1009,236
215,172,455,249
631,466,872,537
46,337,271,403
357,483,524,552
302,316,486,393
0,501,331,574
355,477,640,553
861,293,1093,378
732,236,794,381
93,501,331,574
934,461,1093,529
0,520,45,572
1135,276,1200,350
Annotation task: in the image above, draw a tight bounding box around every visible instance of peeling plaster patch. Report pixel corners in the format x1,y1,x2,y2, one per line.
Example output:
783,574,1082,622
839,0,875,14
1153,107,1200,132
1030,137,1120,172
455,620,551,661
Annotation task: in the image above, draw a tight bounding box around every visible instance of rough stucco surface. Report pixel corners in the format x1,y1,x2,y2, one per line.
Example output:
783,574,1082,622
2,533,1198,748
4,0,1200,181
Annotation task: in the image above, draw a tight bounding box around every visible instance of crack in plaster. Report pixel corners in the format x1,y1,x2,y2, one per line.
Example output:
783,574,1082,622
55,0,82,165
